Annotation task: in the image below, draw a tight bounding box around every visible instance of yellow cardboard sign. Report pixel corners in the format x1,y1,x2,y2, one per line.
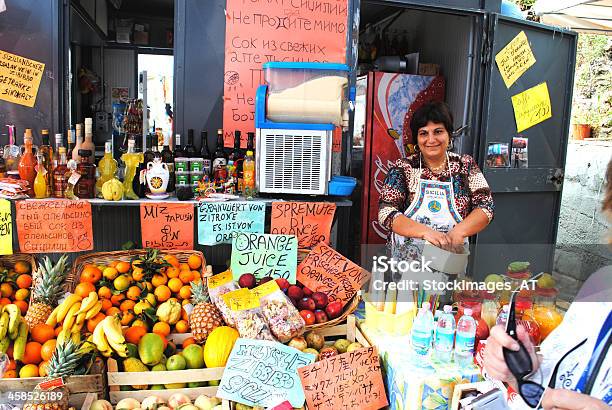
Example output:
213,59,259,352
511,82,552,133
252,280,280,299
0,199,12,255
207,270,233,289
495,31,536,88
0,50,45,107
223,288,259,311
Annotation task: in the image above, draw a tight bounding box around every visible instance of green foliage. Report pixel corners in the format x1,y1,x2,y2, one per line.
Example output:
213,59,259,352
508,0,536,10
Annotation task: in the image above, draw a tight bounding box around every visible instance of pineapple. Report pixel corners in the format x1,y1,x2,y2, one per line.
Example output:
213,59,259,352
189,280,224,343
24,255,70,328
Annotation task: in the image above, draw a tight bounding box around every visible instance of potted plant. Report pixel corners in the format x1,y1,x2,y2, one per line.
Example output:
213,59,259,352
571,105,593,140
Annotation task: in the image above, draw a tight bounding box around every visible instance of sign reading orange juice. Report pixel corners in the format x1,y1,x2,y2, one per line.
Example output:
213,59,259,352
270,202,336,249
16,200,93,253
140,203,194,250
0,50,45,108
222,0,348,147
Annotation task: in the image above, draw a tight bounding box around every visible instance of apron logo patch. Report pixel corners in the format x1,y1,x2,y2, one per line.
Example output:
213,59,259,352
428,200,442,213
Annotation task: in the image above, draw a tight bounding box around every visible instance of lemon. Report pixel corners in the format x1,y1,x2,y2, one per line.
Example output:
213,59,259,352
145,293,157,307
134,300,152,315
19,364,39,378
103,267,119,281
114,274,131,291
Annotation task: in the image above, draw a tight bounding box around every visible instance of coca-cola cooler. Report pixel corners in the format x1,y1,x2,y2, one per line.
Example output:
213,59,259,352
358,72,445,245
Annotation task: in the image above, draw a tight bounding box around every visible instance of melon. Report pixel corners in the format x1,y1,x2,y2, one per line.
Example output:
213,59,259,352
203,326,239,367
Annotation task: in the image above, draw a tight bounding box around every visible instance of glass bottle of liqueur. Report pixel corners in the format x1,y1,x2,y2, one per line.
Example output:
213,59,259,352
4,125,20,179
75,150,96,199
52,133,63,169
200,131,212,176
96,141,118,198
72,123,83,162
229,131,244,193
53,147,69,198
64,158,80,200
18,129,37,196
122,139,143,200
67,127,76,159
39,129,53,197
134,134,154,198
174,133,185,158
33,154,48,199
247,131,255,154
161,134,174,192
81,118,96,163
212,129,228,185
184,129,198,157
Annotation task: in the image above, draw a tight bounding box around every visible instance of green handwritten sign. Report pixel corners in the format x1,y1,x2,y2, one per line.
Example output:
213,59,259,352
231,233,298,283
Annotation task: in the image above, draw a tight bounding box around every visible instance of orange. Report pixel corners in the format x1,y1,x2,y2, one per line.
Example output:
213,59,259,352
80,266,102,284
22,342,42,365
31,324,55,344
132,319,148,331
124,326,147,345
132,267,144,281
54,326,62,337
14,300,28,315
191,271,201,281
120,299,136,312
3,370,16,378
98,286,112,300
40,339,57,361
152,322,171,337
19,364,39,378
108,261,119,268
126,286,141,301
182,337,196,348
0,283,13,298
174,319,189,333
188,254,202,270
164,255,180,269
38,360,50,377
14,288,29,301
120,311,134,326
0,297,11,306
110,293,125,306
87,313,106,333
16,274,32,289
100,298,113,312
178,286,191,300
103,267,119,280
6,359,16,371
179,270,193,285
116,261,131,274
166,267,180,279
168,278,182,293
159,334,168,349
152,273,168,287
144,282,153,292
179,263,191,272
74,282,96,298
181,308,189,321
105,307,120,317
154,285,171,302
14,261,31,274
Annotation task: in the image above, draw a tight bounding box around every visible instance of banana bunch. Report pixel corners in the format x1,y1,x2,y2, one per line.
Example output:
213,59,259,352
0,304,27,360
48,292,103,344
92,315,128,358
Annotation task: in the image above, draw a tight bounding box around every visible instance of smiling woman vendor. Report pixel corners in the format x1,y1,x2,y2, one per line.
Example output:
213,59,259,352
378,101,494,270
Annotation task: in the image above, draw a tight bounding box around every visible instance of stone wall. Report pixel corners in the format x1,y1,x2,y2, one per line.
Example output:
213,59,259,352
554,139,611,302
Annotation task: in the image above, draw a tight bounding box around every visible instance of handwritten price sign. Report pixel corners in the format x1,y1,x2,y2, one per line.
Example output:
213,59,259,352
298,347,388,410
198,201,265,245
0,199,12,255
270,202,336,249
15,200,93,253
511,82,552,133
217,338,315,408
495,31,536,88
0,50,45,108
140,203,194,250
231,233,298,282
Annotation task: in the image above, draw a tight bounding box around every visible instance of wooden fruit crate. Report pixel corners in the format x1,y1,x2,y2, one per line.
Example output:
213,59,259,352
0,359,106,408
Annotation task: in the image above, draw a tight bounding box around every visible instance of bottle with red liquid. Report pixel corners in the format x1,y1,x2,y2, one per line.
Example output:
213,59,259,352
18,129,37,195
75,149,96,198
53,147,69,198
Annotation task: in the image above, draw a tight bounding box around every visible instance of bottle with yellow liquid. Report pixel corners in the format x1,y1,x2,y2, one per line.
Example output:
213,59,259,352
96,141,118,198
33,154,48,199
121,139,143,200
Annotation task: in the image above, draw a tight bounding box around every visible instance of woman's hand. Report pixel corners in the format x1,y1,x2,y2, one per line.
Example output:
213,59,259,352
541,389,610,410
483,325,539,388
422,228,451,249
446,228,467,253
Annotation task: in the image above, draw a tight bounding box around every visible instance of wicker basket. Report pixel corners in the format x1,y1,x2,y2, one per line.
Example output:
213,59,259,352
305,291,361,331
69,249,206,291
0,253,37,276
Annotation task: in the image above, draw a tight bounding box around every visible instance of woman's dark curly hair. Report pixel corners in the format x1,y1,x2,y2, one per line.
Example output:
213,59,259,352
410,101,454,141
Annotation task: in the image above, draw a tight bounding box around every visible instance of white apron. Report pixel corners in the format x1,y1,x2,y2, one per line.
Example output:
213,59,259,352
391,153,468,266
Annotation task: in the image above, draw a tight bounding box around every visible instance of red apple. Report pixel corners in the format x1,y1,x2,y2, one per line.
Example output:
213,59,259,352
298,297,316,311
318,347,338,360
302,286,313,297
314,309,328,324
238,273,257,289
311,292,328,309
325,301,343,319
287,285,304,300
300,310,316,325
275,278,290,292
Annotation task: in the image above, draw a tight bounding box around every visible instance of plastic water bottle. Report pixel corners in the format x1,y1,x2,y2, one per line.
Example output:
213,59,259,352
496,304,510,328
455,308,477,367
435,305,456,363
411,302,434,363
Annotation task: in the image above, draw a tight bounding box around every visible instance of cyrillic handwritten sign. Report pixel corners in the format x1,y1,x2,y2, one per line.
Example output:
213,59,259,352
198,201,265,246
231,233,298,282
0,50,45,107
140,203,194,250
270,202,336,249
0,199,12,255
16,200,93,253
217,338,315,408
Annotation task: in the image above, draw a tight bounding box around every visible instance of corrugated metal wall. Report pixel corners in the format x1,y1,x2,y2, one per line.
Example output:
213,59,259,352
102,48,136,113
